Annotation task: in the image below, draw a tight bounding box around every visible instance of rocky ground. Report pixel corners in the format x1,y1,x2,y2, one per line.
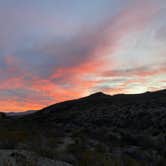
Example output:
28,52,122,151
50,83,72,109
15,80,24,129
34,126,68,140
0,89,166,166
0,150,72,166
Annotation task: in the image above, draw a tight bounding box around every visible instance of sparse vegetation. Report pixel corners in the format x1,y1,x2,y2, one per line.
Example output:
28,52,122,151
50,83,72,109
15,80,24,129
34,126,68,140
0,90,165,165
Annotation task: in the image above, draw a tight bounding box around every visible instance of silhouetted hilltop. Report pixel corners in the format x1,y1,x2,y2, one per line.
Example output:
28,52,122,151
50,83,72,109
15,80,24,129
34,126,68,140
30,89,165,117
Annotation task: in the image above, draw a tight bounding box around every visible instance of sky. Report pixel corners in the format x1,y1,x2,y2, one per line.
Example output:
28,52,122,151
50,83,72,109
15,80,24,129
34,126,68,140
0,0,166,112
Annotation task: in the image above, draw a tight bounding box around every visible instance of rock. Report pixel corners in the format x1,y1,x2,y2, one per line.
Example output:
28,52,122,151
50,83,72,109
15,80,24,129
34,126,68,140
0,150,73,166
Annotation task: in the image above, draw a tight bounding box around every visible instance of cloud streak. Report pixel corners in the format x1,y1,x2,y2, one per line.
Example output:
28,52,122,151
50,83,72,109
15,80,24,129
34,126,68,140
0,0,165,111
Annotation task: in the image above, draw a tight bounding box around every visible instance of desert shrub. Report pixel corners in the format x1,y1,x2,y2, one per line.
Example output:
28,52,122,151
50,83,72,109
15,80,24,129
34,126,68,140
11,152,38,166
71,128,87,139
156,156,166,166
0,130,29,149
77,150,123,166
34,147,58,159
2,159,13,166
5,131,28,140
25,159,38,166
95,143,108,153
67,142,83,154
123,155,146,166
47,136,64,146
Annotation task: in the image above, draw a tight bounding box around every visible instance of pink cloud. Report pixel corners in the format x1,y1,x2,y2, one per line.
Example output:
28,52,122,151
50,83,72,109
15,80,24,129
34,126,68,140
0,0,164,112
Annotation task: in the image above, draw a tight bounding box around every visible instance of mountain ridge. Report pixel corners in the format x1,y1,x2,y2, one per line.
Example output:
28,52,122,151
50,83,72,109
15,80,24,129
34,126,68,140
37,88,166,114
0,89,166,165
1,89,165,115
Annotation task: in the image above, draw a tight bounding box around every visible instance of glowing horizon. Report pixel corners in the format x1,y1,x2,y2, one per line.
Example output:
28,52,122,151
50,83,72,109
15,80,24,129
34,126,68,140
0,0,165,112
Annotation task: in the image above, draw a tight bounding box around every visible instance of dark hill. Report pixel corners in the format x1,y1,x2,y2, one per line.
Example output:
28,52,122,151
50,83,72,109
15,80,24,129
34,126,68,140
0,89,166,165
31,89,165,115
24,89,166,131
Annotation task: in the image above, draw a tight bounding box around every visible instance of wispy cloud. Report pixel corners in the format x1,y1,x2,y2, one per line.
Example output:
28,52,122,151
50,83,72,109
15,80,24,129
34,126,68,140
0,0,165,111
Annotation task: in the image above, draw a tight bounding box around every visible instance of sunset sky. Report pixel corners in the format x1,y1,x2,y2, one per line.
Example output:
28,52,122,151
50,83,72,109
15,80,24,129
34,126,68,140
0,0,166,112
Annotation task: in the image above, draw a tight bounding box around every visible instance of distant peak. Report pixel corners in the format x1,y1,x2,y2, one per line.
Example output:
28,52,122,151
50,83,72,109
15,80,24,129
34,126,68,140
89,92,107,97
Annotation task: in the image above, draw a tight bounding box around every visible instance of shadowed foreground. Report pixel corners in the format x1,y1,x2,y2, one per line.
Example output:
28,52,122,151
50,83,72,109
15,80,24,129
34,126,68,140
0,90,166,166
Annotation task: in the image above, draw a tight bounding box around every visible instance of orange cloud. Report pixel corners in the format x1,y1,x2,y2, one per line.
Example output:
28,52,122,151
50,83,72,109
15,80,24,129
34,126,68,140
0,0,165,112
0,99,43,112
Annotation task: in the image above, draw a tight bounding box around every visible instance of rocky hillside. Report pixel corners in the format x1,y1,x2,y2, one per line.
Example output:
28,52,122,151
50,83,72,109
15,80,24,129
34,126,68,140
0,89,166,166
